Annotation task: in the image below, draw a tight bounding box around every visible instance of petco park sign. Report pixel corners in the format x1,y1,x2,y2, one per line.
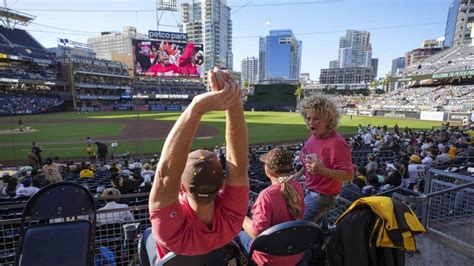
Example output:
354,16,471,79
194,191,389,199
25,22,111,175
148,31,188,42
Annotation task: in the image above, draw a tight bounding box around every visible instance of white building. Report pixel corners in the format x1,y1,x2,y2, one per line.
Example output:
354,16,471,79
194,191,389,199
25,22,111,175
87,26,147,60
241,57,258,85
181,0,233,70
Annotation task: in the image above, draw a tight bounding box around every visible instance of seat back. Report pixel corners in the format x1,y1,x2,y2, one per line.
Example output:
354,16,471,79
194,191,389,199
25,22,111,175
19,221,92,266
16,182,96,266
248,220,324,262
157,241,243,266
139,228,156,266
21,181,96,220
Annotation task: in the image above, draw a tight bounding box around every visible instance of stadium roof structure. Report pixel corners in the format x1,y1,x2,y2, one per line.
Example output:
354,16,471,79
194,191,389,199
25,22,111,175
0,7,35,29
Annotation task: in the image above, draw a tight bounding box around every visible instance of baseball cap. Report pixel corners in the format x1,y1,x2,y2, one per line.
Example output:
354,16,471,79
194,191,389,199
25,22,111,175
46,157,53,164
259,148,293,175
102,188,121,197
182,149,224,204
410,154,421,164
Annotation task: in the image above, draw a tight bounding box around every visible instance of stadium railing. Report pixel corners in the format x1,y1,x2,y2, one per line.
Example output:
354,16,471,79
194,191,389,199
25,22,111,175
421,168,474,255
0,193,150,265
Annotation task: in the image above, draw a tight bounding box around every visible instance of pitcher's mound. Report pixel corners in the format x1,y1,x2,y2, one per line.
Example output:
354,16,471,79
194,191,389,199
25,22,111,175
0,128,38,135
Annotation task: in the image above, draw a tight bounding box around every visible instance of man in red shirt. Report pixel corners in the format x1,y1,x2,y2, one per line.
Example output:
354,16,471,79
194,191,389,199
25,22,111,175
149,69,249,260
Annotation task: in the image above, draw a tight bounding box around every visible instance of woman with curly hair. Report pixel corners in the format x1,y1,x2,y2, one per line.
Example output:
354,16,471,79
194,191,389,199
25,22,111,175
294,94,353,226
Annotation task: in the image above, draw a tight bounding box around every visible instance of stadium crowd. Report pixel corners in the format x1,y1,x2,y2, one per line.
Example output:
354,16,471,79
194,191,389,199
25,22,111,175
0,91,63,115
337,85,474,111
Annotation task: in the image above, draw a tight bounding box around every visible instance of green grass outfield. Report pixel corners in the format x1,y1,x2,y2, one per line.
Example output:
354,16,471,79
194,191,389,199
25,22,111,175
0,111,443,161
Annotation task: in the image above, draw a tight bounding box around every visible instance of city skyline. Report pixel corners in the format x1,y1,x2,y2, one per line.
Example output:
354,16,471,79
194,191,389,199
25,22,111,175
4,0,453,79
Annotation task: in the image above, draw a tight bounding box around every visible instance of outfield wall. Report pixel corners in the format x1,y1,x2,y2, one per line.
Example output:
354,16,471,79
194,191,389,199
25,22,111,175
349,109,472,123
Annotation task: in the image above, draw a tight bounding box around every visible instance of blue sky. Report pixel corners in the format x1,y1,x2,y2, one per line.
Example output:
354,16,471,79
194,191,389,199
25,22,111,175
8,0,452,79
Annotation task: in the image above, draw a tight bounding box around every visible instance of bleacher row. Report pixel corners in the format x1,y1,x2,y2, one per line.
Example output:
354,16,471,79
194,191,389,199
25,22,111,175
403,46,474,76
358,85,474,111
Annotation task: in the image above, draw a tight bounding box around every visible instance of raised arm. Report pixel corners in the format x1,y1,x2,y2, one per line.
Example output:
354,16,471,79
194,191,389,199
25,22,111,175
149,86,241,210
210,70,248,186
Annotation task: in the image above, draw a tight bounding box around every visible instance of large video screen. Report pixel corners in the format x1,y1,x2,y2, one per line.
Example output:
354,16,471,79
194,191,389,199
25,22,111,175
133,39,204,78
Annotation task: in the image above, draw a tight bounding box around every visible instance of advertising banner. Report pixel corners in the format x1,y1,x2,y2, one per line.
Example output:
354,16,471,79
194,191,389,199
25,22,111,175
375,110,419,119
420,111,444,121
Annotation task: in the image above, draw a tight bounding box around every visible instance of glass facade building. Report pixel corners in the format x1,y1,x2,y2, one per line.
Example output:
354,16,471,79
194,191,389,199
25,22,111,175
259,30,302,82
445,0,461,48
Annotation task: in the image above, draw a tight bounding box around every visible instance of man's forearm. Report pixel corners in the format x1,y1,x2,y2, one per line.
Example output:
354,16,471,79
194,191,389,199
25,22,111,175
157,106,201,179
149,105,202,209
319,167,353,182
225,103,249,186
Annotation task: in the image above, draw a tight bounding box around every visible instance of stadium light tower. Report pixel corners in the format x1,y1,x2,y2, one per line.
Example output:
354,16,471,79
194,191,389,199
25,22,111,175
0,0,35,29
156,0,181,32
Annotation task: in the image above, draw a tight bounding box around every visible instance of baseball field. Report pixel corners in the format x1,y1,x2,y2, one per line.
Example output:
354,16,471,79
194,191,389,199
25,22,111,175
0,111,443,162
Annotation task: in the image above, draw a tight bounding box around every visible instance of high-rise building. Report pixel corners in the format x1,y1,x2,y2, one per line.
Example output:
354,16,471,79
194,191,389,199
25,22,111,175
337,30,372,68
453,0,474,46
241,57,258,85
258,29,302,82
445,0,461,47
319,67,373,85
371,58,379,78
87,26,147,60
391,57,406,77
181,0,233,70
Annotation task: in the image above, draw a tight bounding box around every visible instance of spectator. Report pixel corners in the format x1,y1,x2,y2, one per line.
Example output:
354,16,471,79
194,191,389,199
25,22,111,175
239,148,304,265
362,174,379,196
436,146,452,165
2,177,19,197
141,163,155,180
97,188,134,225
42,157,63,183
148,69,248,259
355,166,368,183
117,170,144,194
366,153,378,175
16,177,40,197
80,162,95,179
0,173,10,193
380,163,404,192
293,94,353,226
405,155,425,189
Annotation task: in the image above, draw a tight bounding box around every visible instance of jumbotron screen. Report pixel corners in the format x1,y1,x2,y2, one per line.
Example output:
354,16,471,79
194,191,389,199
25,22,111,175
133,39,204,78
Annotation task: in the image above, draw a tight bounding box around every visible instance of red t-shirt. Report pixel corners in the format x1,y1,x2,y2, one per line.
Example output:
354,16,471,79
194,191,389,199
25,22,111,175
149,184,249,259
300,131,353,195
251,179,305,266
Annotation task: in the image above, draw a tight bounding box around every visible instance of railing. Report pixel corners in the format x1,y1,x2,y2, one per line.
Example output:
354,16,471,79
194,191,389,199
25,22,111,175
0,193,151,266
422,168,474,254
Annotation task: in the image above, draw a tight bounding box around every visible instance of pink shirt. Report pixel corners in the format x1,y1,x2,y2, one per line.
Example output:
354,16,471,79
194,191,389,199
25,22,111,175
300,131,353,195
251,179,305,266
149,184,249,259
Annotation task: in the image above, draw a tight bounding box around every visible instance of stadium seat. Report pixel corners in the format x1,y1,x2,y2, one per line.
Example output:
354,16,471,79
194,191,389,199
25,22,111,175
247,220,325,266
16,182,96,266
138,228,244,266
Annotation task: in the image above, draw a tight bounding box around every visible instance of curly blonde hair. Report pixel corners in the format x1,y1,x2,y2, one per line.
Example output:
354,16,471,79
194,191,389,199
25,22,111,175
298,94,340,137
